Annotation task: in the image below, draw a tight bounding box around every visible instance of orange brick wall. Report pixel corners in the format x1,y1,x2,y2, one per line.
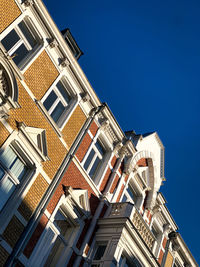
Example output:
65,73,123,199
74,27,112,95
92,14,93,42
24,50,59,100
0,122,9,147
0,0,21,33
8,80,67,179
164,251,173,267
18,174,49,221
62,105,86,148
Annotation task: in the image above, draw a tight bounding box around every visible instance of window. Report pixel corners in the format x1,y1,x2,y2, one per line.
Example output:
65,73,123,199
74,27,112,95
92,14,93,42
119,254,141,267
0,145,30,211
91,243,107,267
83,140,105,180
1,19,40,68
42,79,71,125
44,210,73,267
122,183,138,204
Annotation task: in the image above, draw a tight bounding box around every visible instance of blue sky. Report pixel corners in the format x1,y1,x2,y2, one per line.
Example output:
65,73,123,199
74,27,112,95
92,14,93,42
43,0,200,262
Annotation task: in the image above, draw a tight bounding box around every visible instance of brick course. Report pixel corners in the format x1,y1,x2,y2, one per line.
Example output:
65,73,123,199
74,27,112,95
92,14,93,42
24,50,59,100
0,0,21,33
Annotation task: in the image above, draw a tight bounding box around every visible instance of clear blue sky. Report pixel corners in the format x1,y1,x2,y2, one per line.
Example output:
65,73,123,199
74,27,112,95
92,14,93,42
43,0,200,262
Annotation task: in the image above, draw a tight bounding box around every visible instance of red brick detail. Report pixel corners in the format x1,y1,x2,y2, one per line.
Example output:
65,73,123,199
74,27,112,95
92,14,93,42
162,236,167,249
89,121,98,137
99,168,112,192
149,212,152,224
116,184,125,202
124,174,129,182
76,133,92,162
142,191,148,210
23,214,48,258
99,204,108,218
110,174,120,193
111,155,117,168
67,251,77,267
118,160,124,174
80,259,85,267
47,162,99,215
76,219,91,249
158,249,164,265
137,158,148,167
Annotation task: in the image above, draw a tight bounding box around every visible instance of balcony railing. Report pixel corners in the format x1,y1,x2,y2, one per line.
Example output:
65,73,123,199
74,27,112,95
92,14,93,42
109,202,155,250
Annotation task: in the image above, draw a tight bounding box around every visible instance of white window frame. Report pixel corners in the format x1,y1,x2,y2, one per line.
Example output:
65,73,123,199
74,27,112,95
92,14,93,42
40,74,79,131
0,127,49,233
0,15,43,70
29,193,85,267
81,133,112,186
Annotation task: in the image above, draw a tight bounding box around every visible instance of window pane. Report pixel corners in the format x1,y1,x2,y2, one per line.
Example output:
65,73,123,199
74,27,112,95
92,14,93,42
127,185,137,203
0,177,15,210
10,158,27,181
1,29,20,51
95,140,105,156
54,211,69,236
57,81,71,103
84,149,95,171
89,156,101,179
0,146,17,169
51,101,65,123
43,90,57,111
13,44,29,66
44,237,65,267
0,167,5,180
18,21,36,48
93,245,106,260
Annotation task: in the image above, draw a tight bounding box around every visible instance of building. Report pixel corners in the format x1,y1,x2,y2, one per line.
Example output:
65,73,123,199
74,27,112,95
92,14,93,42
0,0,198,266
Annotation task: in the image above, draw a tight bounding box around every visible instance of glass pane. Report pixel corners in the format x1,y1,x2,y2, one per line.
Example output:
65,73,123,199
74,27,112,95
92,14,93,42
93,245,106,260
51,101,65,123
54,211,69,236
0,146,17,169
95,140,105,156
1,29,20,51
0,177,15,211
57,81,71,103
13,44,29,66
43,90,57,111
89,156,101,179
18,21,36,48
84,149,95,171
0,167,5,180
127,185,137,203
44,237,65,267
10,158,27,181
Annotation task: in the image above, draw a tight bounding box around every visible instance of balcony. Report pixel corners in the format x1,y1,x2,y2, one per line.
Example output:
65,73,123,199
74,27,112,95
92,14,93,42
108,202,156,250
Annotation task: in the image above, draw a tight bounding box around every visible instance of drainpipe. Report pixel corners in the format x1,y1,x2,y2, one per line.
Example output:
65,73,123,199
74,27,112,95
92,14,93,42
5,104,105,267
161,231,178,267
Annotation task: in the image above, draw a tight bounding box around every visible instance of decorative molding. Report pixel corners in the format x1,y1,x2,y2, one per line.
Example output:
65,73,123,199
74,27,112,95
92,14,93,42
60,57,70,68
48,39,59,49
22,0,34,7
